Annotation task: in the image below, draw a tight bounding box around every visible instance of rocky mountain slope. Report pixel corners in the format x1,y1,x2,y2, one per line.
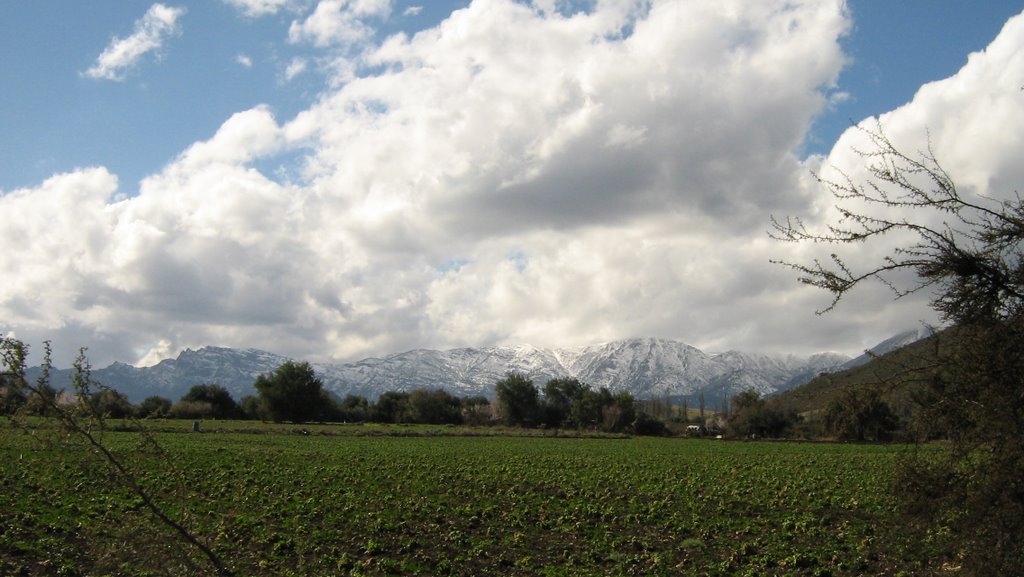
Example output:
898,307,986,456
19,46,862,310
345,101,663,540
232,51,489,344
27,337,880,403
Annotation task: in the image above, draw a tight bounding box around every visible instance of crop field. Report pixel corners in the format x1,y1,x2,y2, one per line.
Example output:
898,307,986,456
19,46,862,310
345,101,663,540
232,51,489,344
0,421,924,576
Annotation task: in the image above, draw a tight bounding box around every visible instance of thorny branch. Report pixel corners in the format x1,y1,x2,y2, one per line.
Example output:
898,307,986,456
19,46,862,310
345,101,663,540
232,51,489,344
0,338,234,576
770,122,1024,321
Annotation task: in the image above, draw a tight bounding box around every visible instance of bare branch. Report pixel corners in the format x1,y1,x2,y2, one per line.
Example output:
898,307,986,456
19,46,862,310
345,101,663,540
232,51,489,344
770,121,1024,322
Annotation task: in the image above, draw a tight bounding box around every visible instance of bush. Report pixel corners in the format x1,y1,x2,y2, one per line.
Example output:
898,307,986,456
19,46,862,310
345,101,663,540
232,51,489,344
168,400,215,420
632,411,669,436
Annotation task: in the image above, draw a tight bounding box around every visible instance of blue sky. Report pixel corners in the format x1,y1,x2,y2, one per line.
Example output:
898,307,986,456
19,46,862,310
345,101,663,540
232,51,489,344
2,1,1019,193
2,1,1023,367
812,0,1024,153
0,1,457,191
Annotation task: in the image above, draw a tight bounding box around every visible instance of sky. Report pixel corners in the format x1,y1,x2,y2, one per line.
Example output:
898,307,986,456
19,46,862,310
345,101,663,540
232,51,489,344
2,0,1023,368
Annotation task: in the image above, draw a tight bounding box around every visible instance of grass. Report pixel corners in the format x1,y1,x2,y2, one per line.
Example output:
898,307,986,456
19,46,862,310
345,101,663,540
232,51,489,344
0,419,930,576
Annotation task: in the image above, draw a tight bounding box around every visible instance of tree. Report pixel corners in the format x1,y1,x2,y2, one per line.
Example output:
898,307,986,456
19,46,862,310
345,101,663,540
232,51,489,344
408,389,463,425
337,394,370,422
494,372,539,427
21,380,59,416
461,395,492,426
602,391,636,433
138,395,172,418
370,391,412,423
254,361,332,424
571,386,612,429
88,389,137,419
772,123,1024,574
771,123,1024,323
727,389,795,438
541,377,586,427
632,411,669,436
823,388,900,441
238,395,265,420
173,384,240,420
0,370,27,414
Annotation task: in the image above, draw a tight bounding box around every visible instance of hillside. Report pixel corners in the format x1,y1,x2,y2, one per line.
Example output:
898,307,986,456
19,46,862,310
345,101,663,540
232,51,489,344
771,327,942,416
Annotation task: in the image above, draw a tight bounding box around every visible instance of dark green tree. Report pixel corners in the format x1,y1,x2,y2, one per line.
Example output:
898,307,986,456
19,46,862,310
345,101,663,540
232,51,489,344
408,389,463,425
772,123,1024,574
0,370,26,414
337,394,370,422
89,389,136,419
632,411,669,436
239,395,265,421
138,395,172,418
824,388,900,441
727,389,795,438
370,391,412,423
495,372,539,427
541,377,586,427
254,361,332,423
571,386,613,430
173,384,241,419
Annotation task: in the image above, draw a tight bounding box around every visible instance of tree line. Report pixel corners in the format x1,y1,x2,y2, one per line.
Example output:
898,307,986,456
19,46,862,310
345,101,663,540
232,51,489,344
0,359,479,425
721,386,901,441
1,357,672,434
3,345,909,440
3,347,909,440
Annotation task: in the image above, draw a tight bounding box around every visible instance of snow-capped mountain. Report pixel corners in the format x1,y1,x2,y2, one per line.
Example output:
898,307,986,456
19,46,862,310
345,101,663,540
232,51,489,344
841,326,937,369
27,346,289,403
28,337,867,403
557,339,850,399
313,343,569,400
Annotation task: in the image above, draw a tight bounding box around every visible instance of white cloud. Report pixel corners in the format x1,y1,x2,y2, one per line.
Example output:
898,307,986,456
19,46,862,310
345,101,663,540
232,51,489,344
5,2,1024,369
285,57,309,81
288,0,391,47
236,53,253,67
83,4,186,81
604,123,648,149
349,0,392,18
222,0,300,17
403,6,423,17
788,11,1024,331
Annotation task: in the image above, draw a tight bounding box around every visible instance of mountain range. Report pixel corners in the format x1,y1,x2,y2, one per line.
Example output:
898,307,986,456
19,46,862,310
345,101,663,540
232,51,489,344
27,333,928,404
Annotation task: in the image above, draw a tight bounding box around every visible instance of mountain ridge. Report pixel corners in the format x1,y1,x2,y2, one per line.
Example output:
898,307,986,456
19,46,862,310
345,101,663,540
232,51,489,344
25,335,926,404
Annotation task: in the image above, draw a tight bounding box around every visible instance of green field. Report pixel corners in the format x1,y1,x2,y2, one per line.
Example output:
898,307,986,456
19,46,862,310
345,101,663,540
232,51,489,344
0,421,926,576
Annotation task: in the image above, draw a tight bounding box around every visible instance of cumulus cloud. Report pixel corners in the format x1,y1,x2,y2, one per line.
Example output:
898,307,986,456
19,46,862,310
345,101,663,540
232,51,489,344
236,53,253,67
785,10,1024,336
83,4,186,81
5,2,1023,368
288,0,392,47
